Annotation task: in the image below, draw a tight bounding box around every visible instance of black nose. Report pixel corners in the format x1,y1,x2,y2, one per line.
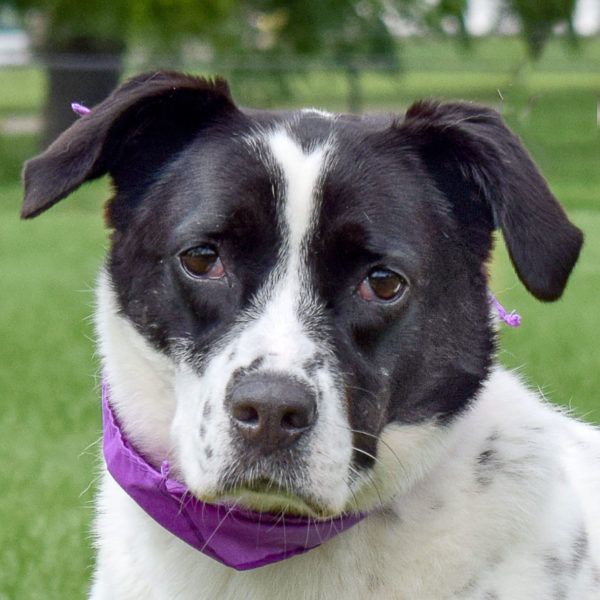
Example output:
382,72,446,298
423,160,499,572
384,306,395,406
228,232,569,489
227,373,317,454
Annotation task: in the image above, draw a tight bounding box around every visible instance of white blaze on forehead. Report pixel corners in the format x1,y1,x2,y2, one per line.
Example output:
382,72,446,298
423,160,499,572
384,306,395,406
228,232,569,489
225,128,331,372
266,129,328,262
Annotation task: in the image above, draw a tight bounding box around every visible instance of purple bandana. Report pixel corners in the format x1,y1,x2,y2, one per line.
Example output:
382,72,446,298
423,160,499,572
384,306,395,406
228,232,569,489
102,380,365,570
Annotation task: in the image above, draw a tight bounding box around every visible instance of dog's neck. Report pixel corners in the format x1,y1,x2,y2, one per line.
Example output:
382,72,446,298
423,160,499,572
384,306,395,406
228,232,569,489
96,268,176,466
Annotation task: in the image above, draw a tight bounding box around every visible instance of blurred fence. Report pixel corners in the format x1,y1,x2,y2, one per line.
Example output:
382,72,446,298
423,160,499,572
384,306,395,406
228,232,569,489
2,35,599,119
0,35,598,189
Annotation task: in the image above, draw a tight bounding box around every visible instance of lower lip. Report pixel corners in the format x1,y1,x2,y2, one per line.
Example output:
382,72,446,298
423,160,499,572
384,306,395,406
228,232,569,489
205,489,333,519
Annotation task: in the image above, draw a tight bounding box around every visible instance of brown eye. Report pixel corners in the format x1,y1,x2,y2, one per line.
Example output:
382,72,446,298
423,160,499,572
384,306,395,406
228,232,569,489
180,245,225,279
357,268,407,302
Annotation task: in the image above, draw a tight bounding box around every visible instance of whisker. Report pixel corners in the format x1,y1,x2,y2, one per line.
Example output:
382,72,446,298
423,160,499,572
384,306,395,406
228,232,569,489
266,507,287,534
364,471,386,511
330,422,412,484
312,514,325,545
351,445,383,466
177,489,195,517
348,463,385,512
200,498,241,553
282,503,288,555
345,426,405,470
344,384,381,404
344,469,362,511
330,422,403,465
329,514,340,537
304,514,312,549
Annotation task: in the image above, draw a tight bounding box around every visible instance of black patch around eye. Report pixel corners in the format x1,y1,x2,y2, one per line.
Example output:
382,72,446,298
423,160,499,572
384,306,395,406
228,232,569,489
106,120,286,362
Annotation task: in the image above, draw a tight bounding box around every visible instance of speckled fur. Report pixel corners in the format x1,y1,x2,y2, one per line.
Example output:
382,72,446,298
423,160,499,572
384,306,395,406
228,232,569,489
91,274,600,600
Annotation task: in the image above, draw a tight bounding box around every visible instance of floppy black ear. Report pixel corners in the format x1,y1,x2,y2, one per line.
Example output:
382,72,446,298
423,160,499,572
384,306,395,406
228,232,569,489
399,100,583,301
21,71,236,220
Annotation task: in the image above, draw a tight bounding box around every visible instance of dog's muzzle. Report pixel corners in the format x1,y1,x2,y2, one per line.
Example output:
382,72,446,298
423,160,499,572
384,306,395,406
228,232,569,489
102,379,366,570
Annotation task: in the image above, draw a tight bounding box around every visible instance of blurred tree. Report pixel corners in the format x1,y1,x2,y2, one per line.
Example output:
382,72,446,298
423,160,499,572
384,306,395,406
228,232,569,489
5,0,239,144
128,0,474,110
9,0,130,144
204,0,407,111
4,0,423,140
424,0,470,46
504,0,578,60
2,0,582,143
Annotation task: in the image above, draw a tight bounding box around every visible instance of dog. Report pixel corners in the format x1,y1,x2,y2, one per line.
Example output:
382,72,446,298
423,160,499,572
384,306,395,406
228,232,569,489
22,71,600,599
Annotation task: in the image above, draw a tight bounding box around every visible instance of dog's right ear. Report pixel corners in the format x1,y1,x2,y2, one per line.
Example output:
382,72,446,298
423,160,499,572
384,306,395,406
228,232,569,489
21,71,236,219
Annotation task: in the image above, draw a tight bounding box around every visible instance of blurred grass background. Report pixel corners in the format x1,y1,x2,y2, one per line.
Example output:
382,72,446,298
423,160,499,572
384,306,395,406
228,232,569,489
0,34,599,598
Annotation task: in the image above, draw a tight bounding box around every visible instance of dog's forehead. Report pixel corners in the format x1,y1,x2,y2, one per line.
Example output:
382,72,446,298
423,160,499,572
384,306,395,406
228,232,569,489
167,110,438,251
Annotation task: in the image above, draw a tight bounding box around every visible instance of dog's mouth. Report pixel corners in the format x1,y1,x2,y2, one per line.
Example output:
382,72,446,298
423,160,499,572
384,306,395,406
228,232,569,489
197,478,335,519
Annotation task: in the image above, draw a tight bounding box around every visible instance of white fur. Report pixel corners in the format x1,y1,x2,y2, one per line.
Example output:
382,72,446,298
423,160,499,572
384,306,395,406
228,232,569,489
92,274,600,599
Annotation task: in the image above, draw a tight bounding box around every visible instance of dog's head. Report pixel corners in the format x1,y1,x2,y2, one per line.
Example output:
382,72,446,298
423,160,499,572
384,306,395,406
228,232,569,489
22,72,582,517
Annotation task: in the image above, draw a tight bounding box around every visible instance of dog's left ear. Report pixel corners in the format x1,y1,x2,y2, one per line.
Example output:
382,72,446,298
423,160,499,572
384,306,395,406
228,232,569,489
398,100,583,301
22,71,236,220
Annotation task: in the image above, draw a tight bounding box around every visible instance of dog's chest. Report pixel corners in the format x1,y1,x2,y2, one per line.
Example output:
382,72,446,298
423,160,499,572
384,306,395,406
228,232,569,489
94,466,599,600
92,374,600,600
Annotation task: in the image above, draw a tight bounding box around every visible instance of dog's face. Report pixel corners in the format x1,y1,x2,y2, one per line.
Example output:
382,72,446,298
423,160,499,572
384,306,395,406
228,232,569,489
22,72,582,517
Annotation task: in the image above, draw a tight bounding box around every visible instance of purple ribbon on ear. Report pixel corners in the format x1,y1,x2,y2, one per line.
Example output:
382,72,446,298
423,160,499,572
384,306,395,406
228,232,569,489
488,290,521,327
71,102,91,116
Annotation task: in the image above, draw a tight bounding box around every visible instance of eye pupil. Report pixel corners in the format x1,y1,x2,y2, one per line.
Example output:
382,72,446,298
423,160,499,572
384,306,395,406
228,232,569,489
369,269,402,300
362,268,406,301
180,246,224,278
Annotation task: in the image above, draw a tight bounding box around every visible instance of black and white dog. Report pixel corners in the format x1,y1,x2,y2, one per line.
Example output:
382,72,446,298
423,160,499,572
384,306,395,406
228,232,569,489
22,72,600,599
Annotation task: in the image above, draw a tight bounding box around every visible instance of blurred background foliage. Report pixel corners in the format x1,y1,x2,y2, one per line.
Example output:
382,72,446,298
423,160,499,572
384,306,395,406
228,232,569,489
0,0,590,139
0,0,598,597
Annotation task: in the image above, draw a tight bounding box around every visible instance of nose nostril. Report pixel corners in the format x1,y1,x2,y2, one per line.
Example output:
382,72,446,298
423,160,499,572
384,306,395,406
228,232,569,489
281,408,312,431
232,403,260,426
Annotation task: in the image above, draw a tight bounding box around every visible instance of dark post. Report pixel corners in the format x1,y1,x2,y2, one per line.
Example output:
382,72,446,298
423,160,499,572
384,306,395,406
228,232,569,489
39,37,124,148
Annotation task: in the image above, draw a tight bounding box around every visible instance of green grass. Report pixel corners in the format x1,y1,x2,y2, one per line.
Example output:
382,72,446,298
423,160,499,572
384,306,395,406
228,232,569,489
0,67,44,117
492,212,600,422
1,35,599,597
0,182,107,599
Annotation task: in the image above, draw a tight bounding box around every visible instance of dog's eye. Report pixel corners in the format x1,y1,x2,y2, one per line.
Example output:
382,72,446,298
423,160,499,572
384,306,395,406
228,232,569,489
180,245,225,279
357,267,407,302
